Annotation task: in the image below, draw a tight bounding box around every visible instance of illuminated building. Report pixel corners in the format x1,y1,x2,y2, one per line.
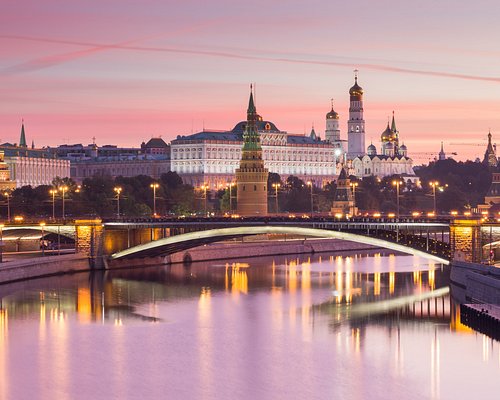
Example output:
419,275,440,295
347,71,366,159
330,167,355,215
482,130,498,168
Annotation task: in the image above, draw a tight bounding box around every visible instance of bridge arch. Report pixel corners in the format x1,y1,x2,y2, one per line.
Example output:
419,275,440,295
110,226,449,265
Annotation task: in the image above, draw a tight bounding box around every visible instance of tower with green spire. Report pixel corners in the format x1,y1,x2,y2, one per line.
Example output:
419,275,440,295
19,120,27,148
235,85,269,215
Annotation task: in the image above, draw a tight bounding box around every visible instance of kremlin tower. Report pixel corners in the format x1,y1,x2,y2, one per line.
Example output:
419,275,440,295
236,86,269,215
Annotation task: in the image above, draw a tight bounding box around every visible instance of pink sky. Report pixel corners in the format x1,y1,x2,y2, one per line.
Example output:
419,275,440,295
1,0,500,163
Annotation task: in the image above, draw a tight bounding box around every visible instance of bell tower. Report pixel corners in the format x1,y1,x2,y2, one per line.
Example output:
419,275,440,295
236,85,269,215
347,70,366,159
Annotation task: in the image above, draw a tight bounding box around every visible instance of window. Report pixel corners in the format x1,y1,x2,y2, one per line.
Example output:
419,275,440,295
254,185,257,191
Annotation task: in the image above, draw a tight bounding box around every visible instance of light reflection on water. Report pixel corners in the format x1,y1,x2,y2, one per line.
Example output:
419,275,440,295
0,250,499,399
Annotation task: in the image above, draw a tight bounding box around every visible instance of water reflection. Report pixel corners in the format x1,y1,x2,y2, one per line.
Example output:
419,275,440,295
0,250,499,399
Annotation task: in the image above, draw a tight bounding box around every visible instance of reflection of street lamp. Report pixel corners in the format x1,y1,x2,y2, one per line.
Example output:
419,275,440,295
150,183,159,216
114,187,122,218
228,182,236,213
272,183,281,213
0,223,4,263
40,222,46,256
49,189,57,221
350,182,359,216
3,191,11,222
306,181,313,217
59,185,68,220
429,181,439,215
392,180,403,219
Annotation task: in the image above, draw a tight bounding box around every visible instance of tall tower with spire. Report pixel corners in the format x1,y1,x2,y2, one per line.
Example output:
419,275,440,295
235,86,269,215
19,120,27,148
438,142,446,161
483,130,497,168
347,70,366,159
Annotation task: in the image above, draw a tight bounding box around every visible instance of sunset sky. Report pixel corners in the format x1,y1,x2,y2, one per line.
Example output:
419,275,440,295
1,0,500,162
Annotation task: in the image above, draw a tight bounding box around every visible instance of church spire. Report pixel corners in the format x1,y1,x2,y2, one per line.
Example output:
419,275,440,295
242,84,260,151
19,119,27,148
391,111,397,132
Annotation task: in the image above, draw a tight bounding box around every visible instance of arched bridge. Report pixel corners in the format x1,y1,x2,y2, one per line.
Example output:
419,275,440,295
110,225,450,265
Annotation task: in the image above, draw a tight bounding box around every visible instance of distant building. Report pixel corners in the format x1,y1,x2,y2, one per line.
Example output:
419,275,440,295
347,71,366,159
52,138,171,183
438,142,446,161
0,151,16,191
1,123,70,188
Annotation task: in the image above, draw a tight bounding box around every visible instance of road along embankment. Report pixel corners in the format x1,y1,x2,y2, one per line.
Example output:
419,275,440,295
0,253,91,285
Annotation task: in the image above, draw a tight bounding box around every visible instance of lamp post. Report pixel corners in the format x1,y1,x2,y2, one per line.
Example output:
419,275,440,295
350,182,359,216
59,185,68,220
3,192,11,223
39,222,46,256
429,181,439,216
272,183,281,213
49,189,57,221
150,183,159,217
0,223,4,263
202,184,209,216
114,187,122,218
392,180,403,219
306,181,313,217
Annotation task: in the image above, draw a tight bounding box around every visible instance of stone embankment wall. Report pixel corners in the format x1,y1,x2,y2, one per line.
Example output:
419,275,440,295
0,254,91,285
451,261,500,304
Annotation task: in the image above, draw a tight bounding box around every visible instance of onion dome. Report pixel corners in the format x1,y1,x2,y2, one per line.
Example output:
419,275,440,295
349,76,363,98
367,143,377,155
326,100,339,119
385,142,394,149
381,122,392,141
400,143,407,151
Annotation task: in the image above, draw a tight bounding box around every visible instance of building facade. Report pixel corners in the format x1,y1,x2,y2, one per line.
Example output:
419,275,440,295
347,72,366,159
53,138,171,183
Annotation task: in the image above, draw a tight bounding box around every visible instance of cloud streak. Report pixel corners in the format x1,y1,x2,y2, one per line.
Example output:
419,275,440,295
2,34,500,83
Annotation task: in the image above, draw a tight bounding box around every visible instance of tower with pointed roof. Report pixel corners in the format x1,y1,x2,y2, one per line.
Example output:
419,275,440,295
347,70,366,159
483,130,497,168
331,167,356,215
381,112,400,156
19,120,27,148
325,99,341,144
235,86,269,215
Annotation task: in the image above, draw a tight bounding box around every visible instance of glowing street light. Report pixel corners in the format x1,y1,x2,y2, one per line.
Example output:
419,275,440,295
3,191,11,222
201,184,209,216
306,181,313,217
0,223,4,263
59,185,68,220
150,183,160,217
429,181,439,215
272,183,281,213
49,189,57,221
114,187,122,218
392,180,403,219
39,222,46,256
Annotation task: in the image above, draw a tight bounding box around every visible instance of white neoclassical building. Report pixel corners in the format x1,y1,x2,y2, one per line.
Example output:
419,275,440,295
171,117,338,189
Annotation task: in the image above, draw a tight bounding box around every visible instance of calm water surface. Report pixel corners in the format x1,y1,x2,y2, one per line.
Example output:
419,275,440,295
0,251,499,400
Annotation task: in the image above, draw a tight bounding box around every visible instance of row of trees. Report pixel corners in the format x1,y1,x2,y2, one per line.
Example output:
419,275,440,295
0,159,492,219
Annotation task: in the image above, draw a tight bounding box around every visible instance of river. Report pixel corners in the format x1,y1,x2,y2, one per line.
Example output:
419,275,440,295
0,250,499,399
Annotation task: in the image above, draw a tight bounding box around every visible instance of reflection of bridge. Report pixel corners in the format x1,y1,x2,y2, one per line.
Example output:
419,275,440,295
6,217,500,266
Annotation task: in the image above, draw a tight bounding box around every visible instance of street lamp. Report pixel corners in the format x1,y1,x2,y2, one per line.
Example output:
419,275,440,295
39,222,46,256
429,181,439,216
114,187,122,218
59,185,68,220
150,183,160,217
272,183,281,213
306,181,313,217
3,191,11,222
49,189,57,221
350,181,359,216
392,180,403,219
201,184,209,216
